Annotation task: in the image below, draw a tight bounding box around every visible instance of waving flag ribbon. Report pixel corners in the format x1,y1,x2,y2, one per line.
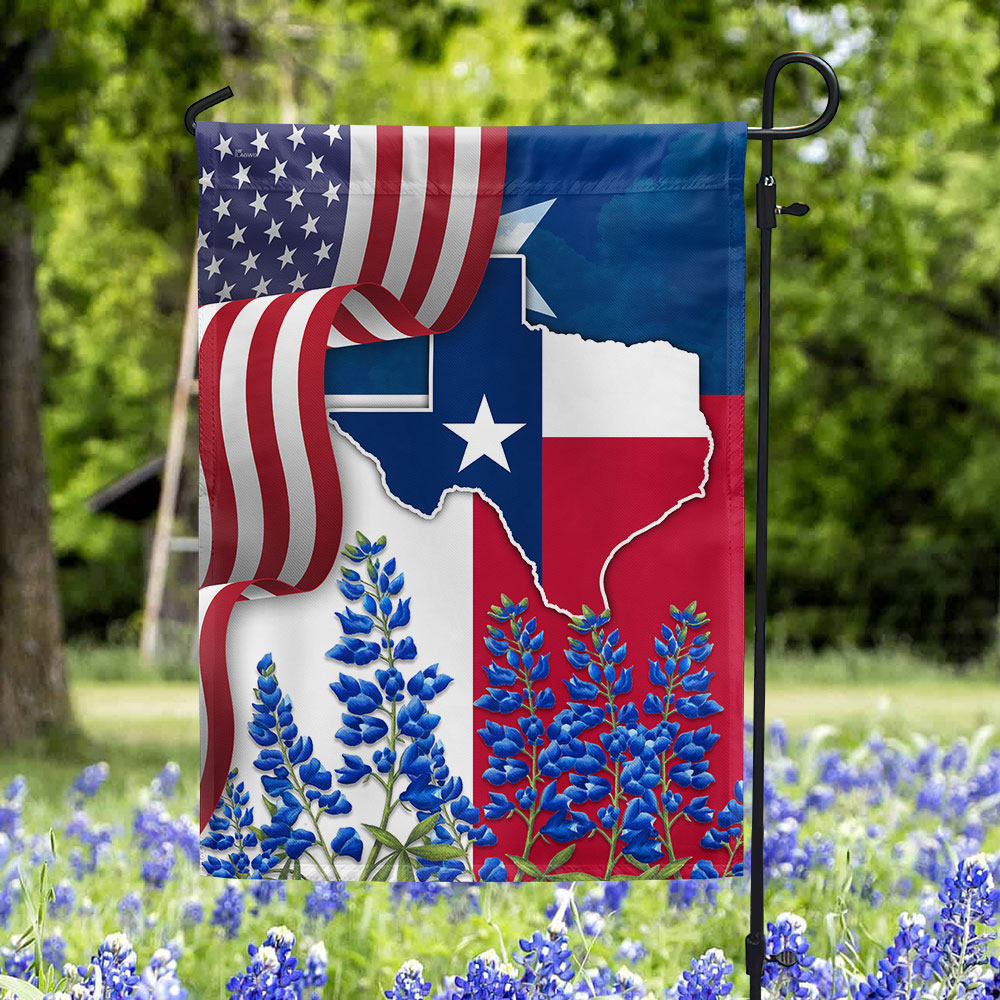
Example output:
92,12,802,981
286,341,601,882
197,124,506,829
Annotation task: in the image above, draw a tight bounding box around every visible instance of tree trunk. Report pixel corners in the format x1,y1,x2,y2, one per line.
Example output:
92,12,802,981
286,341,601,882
0,208,72,745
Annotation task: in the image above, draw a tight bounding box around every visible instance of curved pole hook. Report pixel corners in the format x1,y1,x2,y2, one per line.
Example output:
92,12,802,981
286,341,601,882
747,51,839,142
185,86,235,136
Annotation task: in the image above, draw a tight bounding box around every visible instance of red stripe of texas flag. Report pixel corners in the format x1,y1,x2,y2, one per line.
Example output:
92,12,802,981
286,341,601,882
471,394,744,879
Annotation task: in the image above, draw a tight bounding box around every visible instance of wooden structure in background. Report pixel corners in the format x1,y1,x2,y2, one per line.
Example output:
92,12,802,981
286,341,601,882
139,249,200,664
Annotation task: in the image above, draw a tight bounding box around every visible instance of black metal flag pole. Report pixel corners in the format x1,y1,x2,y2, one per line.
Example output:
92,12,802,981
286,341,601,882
745,52,839,1000
184,52,840,998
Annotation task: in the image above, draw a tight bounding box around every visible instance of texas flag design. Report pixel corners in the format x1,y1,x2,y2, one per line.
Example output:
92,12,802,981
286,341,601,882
331,255,712,619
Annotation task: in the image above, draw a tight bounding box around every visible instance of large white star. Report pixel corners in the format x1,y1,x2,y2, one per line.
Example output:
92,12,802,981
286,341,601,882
305,152,324,178
324,124,342,144
214,134,232,160
268,157,287,182
288,124,305,150
443,395,525,473
264,218,283,243
250,191,268,217
251,129,269,154
492,199,557,317
199,168,214,192
233,162,252,189
322,181,341,206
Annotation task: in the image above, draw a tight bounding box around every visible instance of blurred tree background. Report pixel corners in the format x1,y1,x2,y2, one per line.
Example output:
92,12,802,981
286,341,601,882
11,0,1000,664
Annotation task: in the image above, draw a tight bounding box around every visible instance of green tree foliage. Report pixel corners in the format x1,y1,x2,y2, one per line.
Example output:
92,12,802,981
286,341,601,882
27,0,1000,658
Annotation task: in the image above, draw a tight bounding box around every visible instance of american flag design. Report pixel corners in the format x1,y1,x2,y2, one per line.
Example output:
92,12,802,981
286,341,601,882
197,121,747,882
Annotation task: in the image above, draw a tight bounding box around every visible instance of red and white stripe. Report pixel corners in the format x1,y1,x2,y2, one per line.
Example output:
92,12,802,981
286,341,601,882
197,125,506,829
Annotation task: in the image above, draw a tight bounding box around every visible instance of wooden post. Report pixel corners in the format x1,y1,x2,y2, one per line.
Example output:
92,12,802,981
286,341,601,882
140,247,199,665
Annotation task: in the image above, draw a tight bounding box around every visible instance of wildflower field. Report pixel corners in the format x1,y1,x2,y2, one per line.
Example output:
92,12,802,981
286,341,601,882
1,659,998,999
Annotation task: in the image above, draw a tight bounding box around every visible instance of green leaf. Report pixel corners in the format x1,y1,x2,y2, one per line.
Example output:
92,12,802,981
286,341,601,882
405,813,442,846
544,843,576,874
396,851,415,882
371,853,398,881
355,531,371,546
408,844,466,861
0,975,45,1000
554,871,602,881
684,600,697,615
363,824,405,852
506,854,544,880
633,857,691,879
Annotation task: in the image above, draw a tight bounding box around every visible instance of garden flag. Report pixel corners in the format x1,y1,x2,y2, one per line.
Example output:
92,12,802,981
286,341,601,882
196,121,747,882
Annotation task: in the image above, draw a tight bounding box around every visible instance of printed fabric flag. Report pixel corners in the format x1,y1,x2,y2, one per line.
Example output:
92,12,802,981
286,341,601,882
197,121,746,882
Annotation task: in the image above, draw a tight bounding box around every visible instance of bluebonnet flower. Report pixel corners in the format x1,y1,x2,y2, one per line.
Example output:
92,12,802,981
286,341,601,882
141,841,176,888
386,959,433,1000
699,781,743,876
65,809,113,877
666,948,733,1000
327,536,471,880
304,882,349,921
202,768,268,878
181,898,204,926
448,949,525,1000
856,912,936,999
135,803,199,866
616,940,646,965
516,930,575,995
70,762,109,803
77,932,141,1000
229,651,349,878
151,762,181,799
248,881,287,914
478,857,508,882
934,854,999,994
211,883,245,939
41,931,66,970
117,891,143,933
0,885,14,931
136,946,187,1000
1,940,34,983
0,776,26,841
761,912,816,998
392,882,450,907
226,925,302,999
304,941,328,1000
50,880,75,918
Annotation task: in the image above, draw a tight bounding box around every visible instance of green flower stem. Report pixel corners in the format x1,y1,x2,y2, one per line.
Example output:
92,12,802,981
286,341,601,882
594,634,624,879
256,680,340,878
275,722,340,877
439,811,475,877
511,632,542,881
720,831,743,877
359,586,402,880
